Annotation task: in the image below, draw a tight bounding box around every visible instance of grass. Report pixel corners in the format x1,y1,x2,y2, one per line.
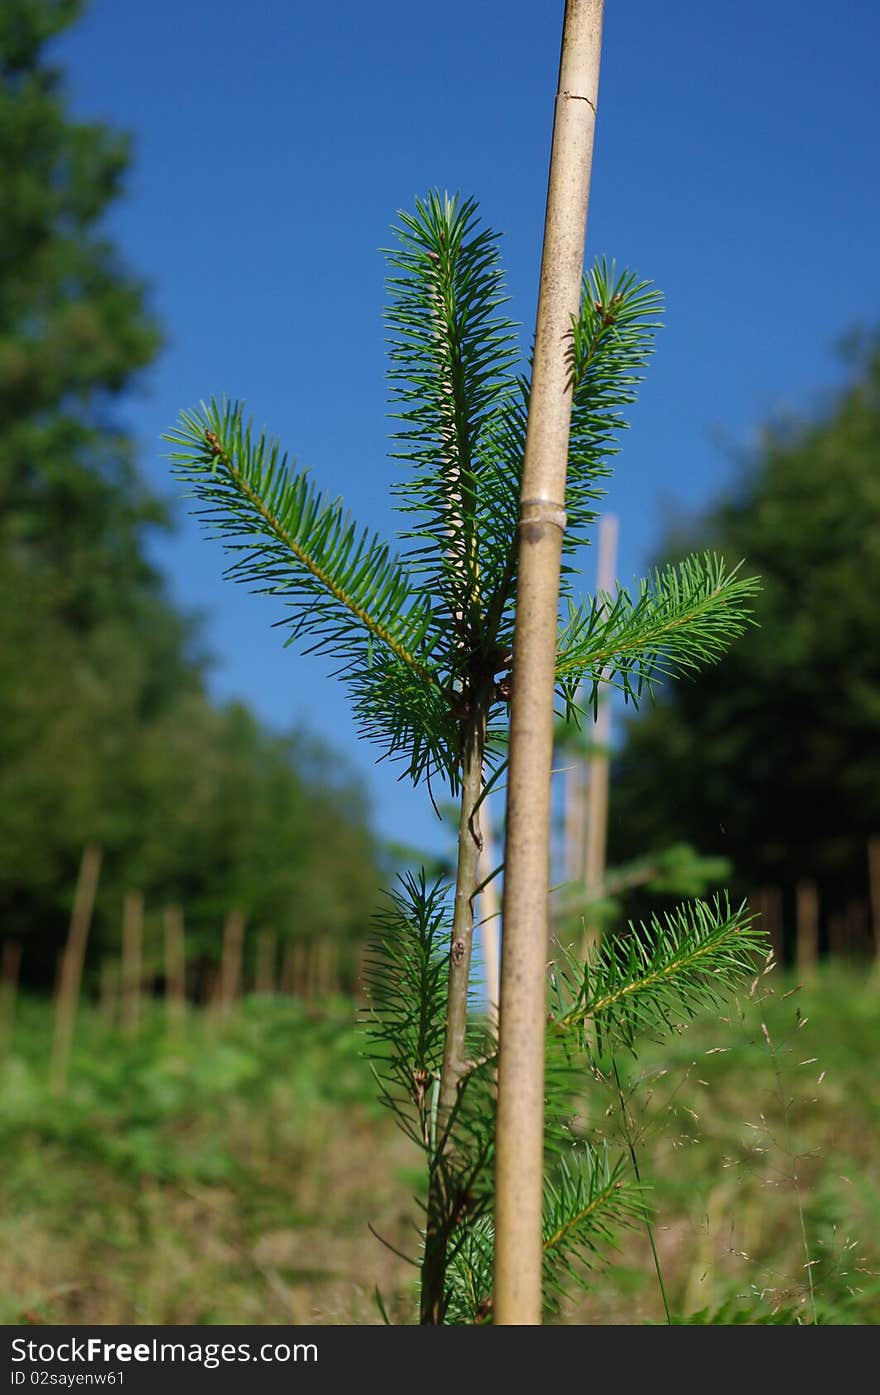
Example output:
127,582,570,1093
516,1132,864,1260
0,962,877,1324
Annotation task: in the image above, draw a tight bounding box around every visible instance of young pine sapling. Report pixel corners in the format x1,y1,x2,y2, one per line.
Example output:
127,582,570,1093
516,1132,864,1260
166,192,763,1323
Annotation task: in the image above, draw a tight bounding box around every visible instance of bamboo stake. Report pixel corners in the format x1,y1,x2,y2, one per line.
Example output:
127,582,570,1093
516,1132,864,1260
843,898,868,959
564,757,587,884
121,890,144,1037
795,880,819,972
255,930,277,996
163,904,186,1033
325,941,339,997
479,793,502,1029
755,885,784,966
581,512,618,954
0,940,22,1061
219,909,246,1015
827,911,846,959
293,940,308,997
494,0,605,1325
203,964,220,1010
305,940,319,999
280,940,297,996
314,941,327,998
353,940,369,1003
50,843,103,1095
868,837,880,960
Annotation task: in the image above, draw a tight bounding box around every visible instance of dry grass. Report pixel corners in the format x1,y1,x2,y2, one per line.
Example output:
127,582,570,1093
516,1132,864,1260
1,964,877,1324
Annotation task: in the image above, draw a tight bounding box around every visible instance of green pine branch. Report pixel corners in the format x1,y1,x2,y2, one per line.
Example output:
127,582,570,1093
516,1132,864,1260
565,262,663,555
542,1145,642,1315
163,398,478,787
385,192,519,634
362,870,450,1152
166,398,438,676
556,552,760,715
551,895,764,1057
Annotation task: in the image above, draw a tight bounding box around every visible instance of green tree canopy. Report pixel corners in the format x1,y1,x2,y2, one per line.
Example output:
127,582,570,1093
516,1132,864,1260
0,1,379,982
610,332,880,932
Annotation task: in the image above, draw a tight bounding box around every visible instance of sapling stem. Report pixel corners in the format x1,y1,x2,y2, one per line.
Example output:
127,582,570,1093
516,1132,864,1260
421,704,487,1324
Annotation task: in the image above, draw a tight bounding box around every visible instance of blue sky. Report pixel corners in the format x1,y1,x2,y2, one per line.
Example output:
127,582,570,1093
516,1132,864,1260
57,0,880,858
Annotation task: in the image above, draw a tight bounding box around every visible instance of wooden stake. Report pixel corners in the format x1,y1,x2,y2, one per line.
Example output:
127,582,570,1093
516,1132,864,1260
868,837,880,960
163,905,186,1033
0,940,22,1061
479,793,502,1029
796,880,819,972
219,909,246,1015
203,964,220,1010
581,512,618,954
121,890,144,1037
50,843,103,1095
306,941,320,1000
844,898,868,959
495,0,605,1325
755,885,784,965
280,941,297,996
827,911,847,959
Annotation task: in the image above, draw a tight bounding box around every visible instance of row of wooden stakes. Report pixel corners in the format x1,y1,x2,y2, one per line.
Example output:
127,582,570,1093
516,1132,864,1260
0,846,356,1096
3,838,879,1097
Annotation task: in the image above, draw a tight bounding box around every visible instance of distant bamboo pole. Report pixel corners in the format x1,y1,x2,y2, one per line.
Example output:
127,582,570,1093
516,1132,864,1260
755,885,784,965
827,911,847,959
495,0,605,1325
581,512,618,955
796,880,819,972
219,909,246,1015
313,941,327,998
203,964,220,1009
326,941,340,997
163,905,186,1033
844,898,868,959
280,941,297,996
868,837,880,960
0,940,22,1061
50,843,103,1095
479,793,502,1029
563,750,587,884
255,930,277,996
121,890,144,1037
353,941,369,1002
306,941,321,1000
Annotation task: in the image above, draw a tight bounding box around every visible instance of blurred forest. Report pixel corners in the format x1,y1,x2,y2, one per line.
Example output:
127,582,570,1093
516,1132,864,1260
0,0,380,988
610,330,880,962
